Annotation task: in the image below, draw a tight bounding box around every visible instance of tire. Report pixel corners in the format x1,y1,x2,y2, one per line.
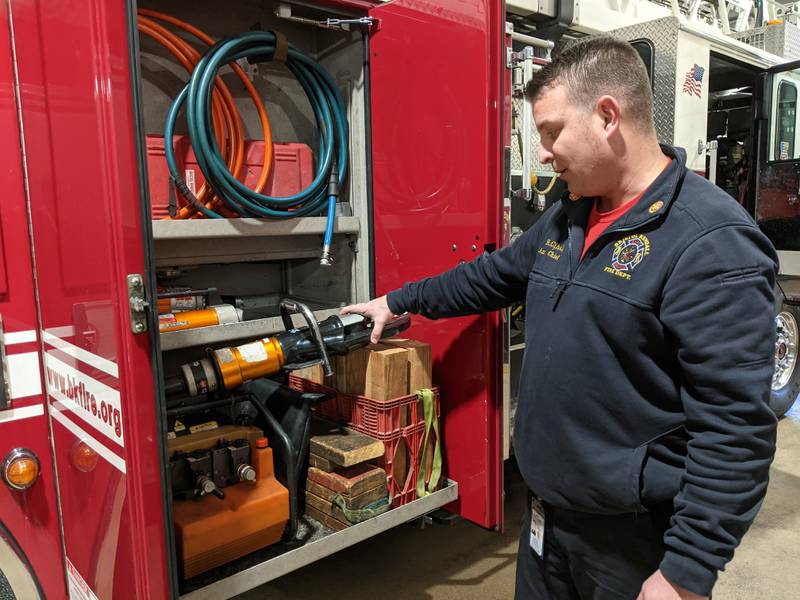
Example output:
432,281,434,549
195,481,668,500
0,530,40,600
770,296,800,418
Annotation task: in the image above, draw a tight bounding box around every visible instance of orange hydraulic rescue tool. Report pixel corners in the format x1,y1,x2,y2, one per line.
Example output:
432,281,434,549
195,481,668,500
168,299,411,397
158,305,242,333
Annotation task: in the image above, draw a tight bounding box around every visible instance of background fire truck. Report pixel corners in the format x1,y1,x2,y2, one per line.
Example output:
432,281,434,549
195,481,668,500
0,0,797,599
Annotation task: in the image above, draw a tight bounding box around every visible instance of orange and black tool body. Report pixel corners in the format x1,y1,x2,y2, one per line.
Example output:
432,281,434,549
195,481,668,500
172,313,411,397
159,304,242,333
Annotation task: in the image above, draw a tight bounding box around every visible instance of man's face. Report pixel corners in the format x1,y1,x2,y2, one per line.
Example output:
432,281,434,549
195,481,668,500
532,84,609,198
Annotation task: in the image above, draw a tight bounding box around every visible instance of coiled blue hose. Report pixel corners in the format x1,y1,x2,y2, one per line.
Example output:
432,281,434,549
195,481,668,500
164,30,348,263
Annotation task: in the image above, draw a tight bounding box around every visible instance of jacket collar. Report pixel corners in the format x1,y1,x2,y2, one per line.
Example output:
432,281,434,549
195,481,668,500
560,144,687,229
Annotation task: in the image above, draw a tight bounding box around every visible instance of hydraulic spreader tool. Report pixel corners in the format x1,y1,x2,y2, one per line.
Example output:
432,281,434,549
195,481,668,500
167,299,410,397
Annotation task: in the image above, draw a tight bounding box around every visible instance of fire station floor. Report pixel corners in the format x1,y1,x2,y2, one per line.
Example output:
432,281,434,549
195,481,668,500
236,404,800,600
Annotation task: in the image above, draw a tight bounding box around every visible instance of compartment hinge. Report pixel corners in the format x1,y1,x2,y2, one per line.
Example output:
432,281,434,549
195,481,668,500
127,274,150,335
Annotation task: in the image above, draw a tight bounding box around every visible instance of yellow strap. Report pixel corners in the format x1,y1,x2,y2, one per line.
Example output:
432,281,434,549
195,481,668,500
416,389,442,497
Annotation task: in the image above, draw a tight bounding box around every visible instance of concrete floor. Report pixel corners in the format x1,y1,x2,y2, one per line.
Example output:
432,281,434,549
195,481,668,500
237,404,800,600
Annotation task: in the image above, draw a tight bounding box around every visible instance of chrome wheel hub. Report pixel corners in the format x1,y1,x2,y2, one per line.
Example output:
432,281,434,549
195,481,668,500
773,311,798,390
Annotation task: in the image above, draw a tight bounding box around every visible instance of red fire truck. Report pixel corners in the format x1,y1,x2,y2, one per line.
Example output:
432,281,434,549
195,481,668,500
0,1,512,598
1,0,797,598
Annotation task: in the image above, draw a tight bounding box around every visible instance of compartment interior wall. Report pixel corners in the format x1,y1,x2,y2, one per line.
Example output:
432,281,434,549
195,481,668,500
138,0,372,311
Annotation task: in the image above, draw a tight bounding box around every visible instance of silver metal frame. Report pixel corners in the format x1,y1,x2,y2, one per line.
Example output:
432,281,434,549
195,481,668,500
181,479,459,600
152,217,361,267
159,307,342,351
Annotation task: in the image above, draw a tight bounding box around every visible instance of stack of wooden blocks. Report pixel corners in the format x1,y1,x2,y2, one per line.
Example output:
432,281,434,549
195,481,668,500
305,426,389,531
297,338,437,516
296,338,432,400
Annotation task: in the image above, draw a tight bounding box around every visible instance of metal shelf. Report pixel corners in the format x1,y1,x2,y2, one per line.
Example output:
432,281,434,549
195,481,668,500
159,307,342,351
181,479,459,600
152,217,361,266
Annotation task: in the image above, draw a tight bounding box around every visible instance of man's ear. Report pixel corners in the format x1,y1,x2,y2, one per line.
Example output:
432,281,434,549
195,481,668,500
596,95,621,136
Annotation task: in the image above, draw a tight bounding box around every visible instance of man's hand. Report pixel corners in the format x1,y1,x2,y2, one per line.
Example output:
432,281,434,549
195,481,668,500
637,570,708,600
340,295,396,344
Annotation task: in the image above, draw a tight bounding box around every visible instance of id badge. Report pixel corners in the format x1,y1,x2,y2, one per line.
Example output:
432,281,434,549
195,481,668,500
529,497,545,557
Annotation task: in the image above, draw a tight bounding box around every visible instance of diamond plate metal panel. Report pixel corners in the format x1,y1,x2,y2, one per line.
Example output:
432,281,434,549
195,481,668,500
511,95,524,171
530,127,553,173
609,17,680,144
732,22,800,60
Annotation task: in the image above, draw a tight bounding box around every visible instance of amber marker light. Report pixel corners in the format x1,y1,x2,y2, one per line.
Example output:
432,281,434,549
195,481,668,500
71,441,99,473
2,449,40,490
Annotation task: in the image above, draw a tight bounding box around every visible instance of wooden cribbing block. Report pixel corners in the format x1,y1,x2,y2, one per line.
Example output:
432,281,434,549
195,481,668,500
383,339,432,393
305,505,349,531
344,344,409,400
321,355,346,390
365,346,408,400
309,431,384,468
293,363,324,385
305,490,351,523
306,479,388,510
307,464,387,497
342,344,381,396
293,355,345,389
308,453,336,472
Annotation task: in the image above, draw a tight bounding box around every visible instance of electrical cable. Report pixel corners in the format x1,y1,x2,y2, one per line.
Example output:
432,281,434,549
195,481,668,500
138,15,238,217
531,172,560,195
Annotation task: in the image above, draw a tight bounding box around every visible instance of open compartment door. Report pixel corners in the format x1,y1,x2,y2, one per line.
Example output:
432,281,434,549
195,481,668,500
756,58,800,258
368,1,506,530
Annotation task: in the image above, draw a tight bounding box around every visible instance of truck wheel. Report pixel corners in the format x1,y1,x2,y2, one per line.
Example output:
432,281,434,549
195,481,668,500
0,529,41,600
771,299,800,418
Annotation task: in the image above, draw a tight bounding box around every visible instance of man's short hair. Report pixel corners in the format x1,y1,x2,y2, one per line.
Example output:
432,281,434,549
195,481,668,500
525,36,654,132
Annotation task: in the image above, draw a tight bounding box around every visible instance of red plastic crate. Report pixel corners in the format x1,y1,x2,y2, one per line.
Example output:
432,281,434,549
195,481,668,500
289,376,440,437
287,375,341,421
146,135,314,219
348,389,440,437
377,424,424,507
290,376,442,507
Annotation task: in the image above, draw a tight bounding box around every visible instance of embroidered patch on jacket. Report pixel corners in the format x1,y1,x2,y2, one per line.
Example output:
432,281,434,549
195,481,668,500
604,234,650,280
537,238,563,261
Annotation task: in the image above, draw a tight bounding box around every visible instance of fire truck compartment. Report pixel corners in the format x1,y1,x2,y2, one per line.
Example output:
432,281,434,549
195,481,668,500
140,0,371,322
133,1,460,595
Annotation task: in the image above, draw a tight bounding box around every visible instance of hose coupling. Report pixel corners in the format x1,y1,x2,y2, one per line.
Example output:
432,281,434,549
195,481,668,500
320,245,334,267
327,166,339,198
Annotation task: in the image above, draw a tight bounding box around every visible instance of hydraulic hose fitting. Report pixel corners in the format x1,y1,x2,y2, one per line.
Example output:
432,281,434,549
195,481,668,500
327,168,339,198
321,166,339,267
320,246,334,267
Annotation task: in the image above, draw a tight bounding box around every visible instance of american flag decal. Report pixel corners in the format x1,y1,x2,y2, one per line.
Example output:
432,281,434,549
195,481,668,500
682,64,704,97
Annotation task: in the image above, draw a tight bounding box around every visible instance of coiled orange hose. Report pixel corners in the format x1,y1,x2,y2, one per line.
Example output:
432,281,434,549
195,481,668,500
137,9,274,218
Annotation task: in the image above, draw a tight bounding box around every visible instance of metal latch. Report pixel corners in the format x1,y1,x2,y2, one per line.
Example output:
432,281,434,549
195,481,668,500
127,274,149,334
324,17,376,29
275,4,377,30
508,46,534,69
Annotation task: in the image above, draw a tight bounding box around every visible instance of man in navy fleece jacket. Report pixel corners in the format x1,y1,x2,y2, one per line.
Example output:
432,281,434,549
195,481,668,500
342,37,778,600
